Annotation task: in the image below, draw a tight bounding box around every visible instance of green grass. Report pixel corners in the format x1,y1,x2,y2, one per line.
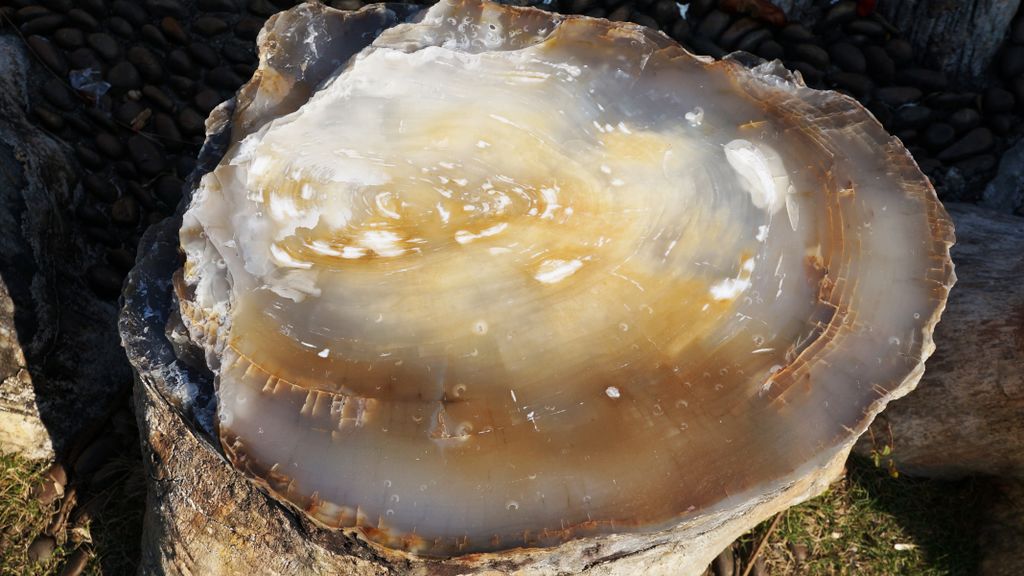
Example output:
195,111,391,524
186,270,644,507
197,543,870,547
0,450,145,576
735,456,983,575
1,451,981,575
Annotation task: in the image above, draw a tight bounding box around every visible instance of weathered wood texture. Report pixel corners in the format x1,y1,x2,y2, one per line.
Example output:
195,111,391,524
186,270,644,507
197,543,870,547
854,203,1024,479
775,0,1021,83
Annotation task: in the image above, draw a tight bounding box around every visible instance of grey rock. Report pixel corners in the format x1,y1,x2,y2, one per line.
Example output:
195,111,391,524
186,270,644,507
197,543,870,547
20,14,66,35
922,123,955,150
982,138,1024,214
113,0,147,26
901,68,948,91
884,38,912,65
892,105,931,128
68,47,101,70
53,27,84,49
862,45,893,83
128,46,164,83
42,78,76,111
107,61,142,91
95,132,124,158
67,8,99,31
0,36,130,460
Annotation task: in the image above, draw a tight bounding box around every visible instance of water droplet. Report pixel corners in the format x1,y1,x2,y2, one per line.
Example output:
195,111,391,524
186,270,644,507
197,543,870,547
506,500,520,511
619,323,629,332
605,386,621,399
385,509,394,517
652,404,664,416
384,479,392,488
390,494,400,504
582,495,592,504
752,335,765,346
913,312,921,319
419,484,427,492
453,383,467,397
889,337,901,346
473,320,488,335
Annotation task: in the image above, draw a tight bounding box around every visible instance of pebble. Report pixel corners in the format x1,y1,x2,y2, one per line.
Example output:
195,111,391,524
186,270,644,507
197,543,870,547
670,18,690,43
161,16,188,44
222,42,255,64
153,113,182,147
67,8,99,31
108,16,135,39
735,29,771,54
874,86,922,107
60,546,91,576
862,45,894,83
983,87,1016,114
167,49,195,76
948,108,982,133
894,128,917,144
885,38,913,65
755,39,784,61
107,61,142,91
927,91,978,110
1013,15,1024,44
177,107,206,135
780,23,814,43
719,18,760,50
27,35,69,76
113,0,148,26
234,17,264,41
83,173,119,202
689,0,717,18
792,43,829,69
111,195,140,225
79,0,106,16
696,10,731,41
84,226,119,247
96,132,124,158
68,47,101,70
40,0,74,12
923,123,955,150
789,61,823,85
954,153,997,177
147,0,187,19
608,5,631,22
846,19,884,37
65,114,94,135
206,66,243,90
938,127,993,162
820,1,857,29
901,68,948,91
16,6,52,22
155,175,184,206
1013,77,1024,110
53,27,84,48
988,113,1015,136
652,0,678,25
140,24,168,47
1001,46,1024,79
115,160,139,180
194,89,222,114
114,101,145,125
87,32,120,60
21,14,66,35
830,71,872,96
630,12,658,30
829,42,866,73
124,49,161,86
893,104,931,128
689,36,726,59
76,144,103,169
142,85,174,112
194,16,229,36
43,78,77,111
168,75,196,97
128,135,166,176
247,0,279,17
189,43,220,68
126,181,156,210
31,463,67,506
28,535,57,564
176,155,197,179
32,105,65,131
200,0,240,11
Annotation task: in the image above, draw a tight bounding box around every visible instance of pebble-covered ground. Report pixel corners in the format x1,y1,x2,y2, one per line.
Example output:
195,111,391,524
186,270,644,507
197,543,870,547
0,0,1020,574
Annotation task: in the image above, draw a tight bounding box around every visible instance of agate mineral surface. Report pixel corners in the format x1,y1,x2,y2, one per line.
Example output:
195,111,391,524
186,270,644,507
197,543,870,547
177,0,955,557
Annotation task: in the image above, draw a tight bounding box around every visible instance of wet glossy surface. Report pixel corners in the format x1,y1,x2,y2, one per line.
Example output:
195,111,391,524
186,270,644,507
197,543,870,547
178,0,954,557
